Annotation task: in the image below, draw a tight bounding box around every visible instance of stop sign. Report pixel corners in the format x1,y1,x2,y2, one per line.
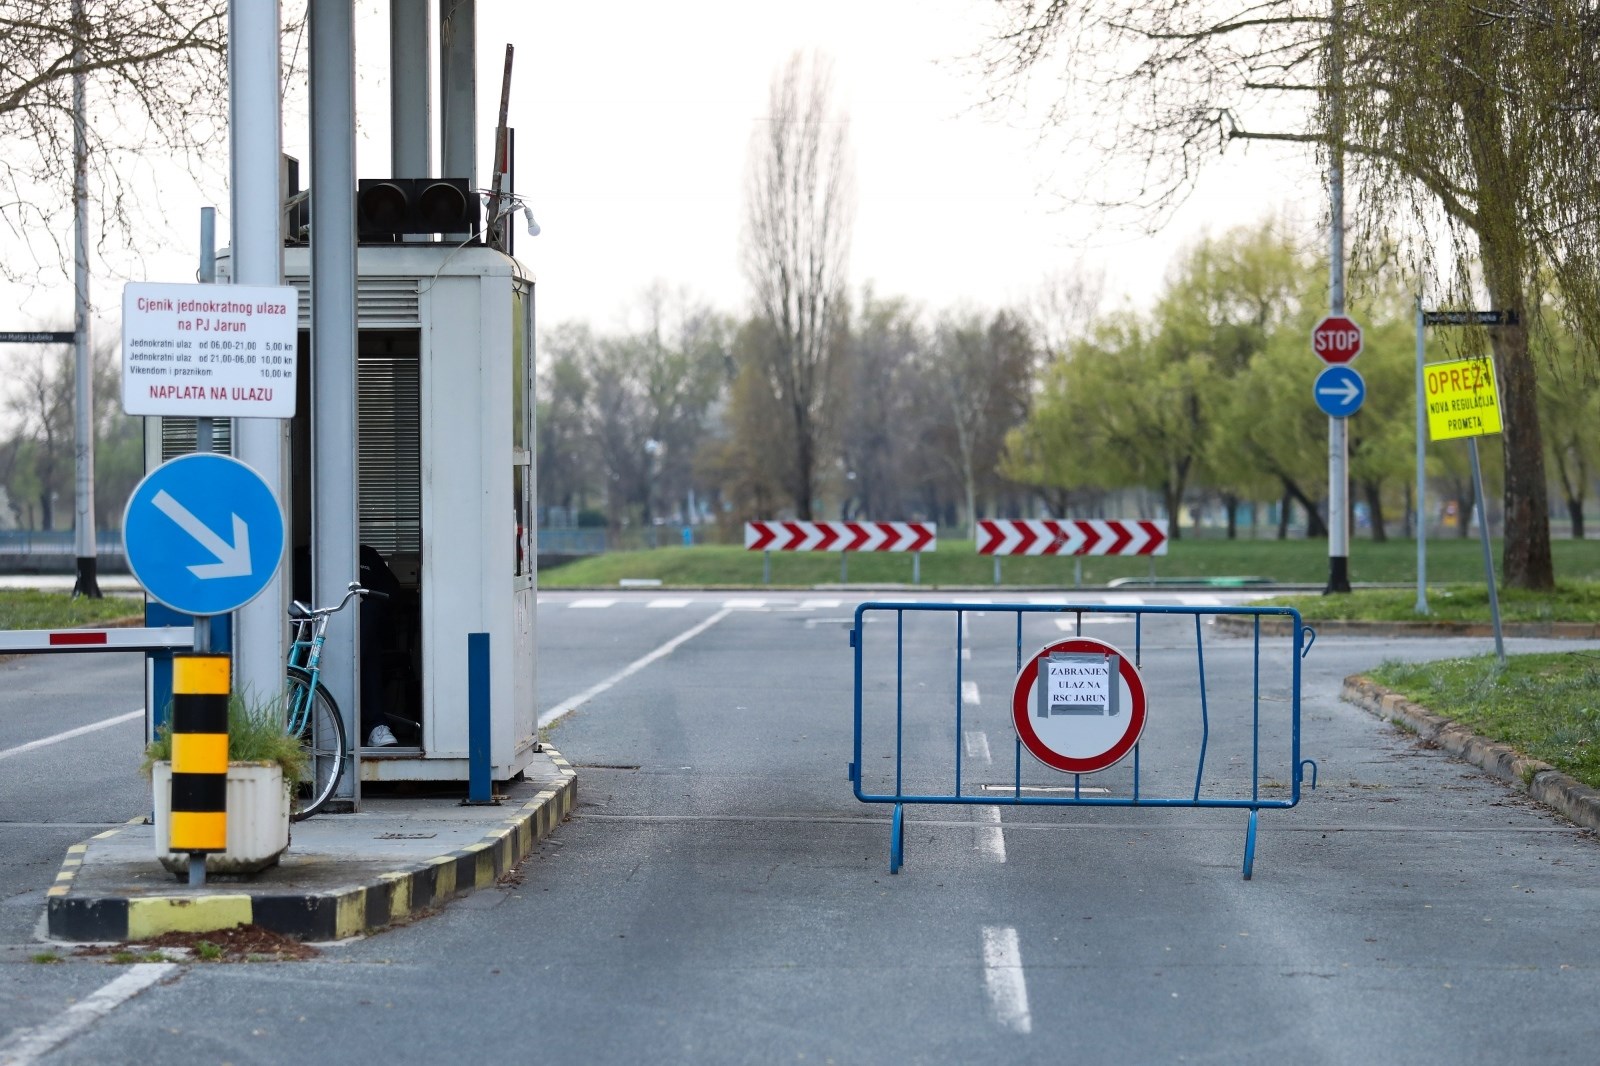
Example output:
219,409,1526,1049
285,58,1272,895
1312,315,1363,364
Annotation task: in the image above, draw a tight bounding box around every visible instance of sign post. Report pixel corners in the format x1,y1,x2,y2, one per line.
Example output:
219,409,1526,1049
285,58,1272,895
1311,315,1362,594
1418,343,1509,663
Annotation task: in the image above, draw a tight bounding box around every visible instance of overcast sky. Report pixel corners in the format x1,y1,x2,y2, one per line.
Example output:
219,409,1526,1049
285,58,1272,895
13,0,1324,338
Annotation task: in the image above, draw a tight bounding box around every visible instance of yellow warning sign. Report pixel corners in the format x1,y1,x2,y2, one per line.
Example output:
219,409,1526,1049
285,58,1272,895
1425,357,1502,442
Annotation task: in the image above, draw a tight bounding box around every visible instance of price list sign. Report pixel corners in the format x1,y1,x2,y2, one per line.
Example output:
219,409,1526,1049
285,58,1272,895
122,281,299,419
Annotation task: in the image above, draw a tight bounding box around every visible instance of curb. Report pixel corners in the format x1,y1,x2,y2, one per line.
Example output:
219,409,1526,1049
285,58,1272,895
1216,616,1600,639
45,748,577,943
1341,676,1600,834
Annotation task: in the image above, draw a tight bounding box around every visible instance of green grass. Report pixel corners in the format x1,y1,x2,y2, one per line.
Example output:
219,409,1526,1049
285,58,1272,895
1368,652,1600,789
143,693,309,787
0,589,142,630
539,536,1600,589
1255,582,1600,624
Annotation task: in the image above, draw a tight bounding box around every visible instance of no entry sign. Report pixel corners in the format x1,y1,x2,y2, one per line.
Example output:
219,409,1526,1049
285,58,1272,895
1311,314,1363,365
1010,637,1147,774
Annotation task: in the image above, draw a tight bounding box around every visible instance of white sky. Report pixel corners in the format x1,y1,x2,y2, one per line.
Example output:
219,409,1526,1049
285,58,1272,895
9,0,1324,338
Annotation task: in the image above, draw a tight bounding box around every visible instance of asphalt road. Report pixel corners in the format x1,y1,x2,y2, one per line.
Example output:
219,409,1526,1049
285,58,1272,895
3,589,1599,1064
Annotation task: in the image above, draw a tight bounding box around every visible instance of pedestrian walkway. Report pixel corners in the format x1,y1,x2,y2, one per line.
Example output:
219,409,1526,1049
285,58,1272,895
45,748,576,943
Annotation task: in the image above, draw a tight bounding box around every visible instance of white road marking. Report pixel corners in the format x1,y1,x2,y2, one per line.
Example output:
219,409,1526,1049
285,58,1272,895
962,681,981,706
982,926,1032,1034
569,597,616,609
538,609,733,729
647,598,693,609
977,806,1006,862
964,731,992,764
799,598,841,609
0,709,142,763
979,783,1111,795
1172,593,1226,606
0,963,175,1064
722,598,766,609
1053,615,1132,630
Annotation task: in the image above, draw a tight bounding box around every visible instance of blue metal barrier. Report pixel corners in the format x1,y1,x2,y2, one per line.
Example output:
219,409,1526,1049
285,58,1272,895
847,601,1318,879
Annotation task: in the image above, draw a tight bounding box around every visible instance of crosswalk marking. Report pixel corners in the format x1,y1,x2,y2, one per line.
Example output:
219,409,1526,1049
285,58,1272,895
569,598,616,609
647,598,693,608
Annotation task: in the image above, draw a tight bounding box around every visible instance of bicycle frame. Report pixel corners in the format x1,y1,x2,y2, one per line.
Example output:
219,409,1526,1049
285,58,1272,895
284,613,328,733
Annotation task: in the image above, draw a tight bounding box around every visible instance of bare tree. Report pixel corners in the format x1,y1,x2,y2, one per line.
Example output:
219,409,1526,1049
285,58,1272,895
979,0,1599,589
0,0,230,282
921,309,1037,532
740,50,853,520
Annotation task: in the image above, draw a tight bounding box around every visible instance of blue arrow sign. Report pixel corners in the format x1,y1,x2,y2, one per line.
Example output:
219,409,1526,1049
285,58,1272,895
122,453,285,616
1313,364,1366,418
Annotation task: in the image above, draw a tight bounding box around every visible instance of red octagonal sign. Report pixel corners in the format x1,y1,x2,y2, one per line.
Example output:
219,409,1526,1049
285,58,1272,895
1312,314,1363,364
1011,637,1147,774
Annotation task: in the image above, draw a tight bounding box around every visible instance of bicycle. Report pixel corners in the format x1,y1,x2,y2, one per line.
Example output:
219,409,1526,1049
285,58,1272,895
284,580,387,819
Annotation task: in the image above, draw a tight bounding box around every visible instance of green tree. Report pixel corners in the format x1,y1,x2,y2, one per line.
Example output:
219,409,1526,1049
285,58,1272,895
980,0,1598,588
1008,313,1208,537
1155,224,1312,537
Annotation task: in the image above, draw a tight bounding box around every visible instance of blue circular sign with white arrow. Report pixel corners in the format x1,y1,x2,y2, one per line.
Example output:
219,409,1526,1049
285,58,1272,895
1313,364,1366,418
122,453,285,616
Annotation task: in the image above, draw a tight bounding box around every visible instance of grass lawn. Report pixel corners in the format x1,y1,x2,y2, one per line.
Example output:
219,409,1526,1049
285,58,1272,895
0,590,143,630
1255,582,1600,625
540,536,1600,589
1367,652,1600,790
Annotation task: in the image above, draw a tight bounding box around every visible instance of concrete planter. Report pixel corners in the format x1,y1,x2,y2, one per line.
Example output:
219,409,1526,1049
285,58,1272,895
152,761,291,877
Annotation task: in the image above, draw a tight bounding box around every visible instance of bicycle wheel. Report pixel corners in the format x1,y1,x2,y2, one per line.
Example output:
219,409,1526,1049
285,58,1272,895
285,666,346,820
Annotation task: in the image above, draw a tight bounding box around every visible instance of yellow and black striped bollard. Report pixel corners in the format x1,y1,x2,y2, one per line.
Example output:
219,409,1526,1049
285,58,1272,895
171,653,230,884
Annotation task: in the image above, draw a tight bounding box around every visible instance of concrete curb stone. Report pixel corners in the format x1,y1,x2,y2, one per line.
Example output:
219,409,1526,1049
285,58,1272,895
1341,676,1600,835
1216,616,1600,639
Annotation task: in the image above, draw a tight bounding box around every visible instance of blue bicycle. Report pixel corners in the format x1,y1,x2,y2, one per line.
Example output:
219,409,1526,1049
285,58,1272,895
285,581,385,819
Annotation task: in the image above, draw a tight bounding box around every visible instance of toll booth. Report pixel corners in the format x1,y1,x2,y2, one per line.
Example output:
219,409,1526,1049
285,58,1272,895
147,245,537,784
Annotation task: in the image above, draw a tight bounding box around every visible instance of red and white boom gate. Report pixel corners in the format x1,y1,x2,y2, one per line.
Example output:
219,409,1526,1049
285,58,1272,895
0,627,195,653
976,519,1169,585
744,521,937,584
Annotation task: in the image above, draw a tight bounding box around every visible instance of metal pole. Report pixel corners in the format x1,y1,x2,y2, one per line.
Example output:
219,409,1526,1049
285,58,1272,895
70,0,100,599
1468,439,1505,664
439,0,477,198
466,633,493,803
1324,0,1351,595
311,0,361,804
228,0,289,727
390,0,432,179
193,208,218,655
1414,298,1428,614
840,549,847,584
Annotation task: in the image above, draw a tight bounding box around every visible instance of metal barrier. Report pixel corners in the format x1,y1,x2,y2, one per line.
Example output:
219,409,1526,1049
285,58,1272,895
0,626,194,653
847,601,1318,879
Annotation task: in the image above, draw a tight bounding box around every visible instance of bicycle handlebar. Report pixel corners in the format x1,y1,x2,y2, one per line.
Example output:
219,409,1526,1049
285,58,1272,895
288,581,389,621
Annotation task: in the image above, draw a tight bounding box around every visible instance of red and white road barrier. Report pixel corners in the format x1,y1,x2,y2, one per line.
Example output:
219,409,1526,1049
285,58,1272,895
0,627,196,653
745,521,936,553
976,519,1169,557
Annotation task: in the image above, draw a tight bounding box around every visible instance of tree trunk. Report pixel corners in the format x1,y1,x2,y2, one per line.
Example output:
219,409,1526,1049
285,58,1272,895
1458,480,1474,540
1223,493,1238,539
1163,482,1183,541
1281,478,1327,538
1462,86,1554,588
1568,498,1585,540
1363,479,1387,543
1277,491,1290,540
